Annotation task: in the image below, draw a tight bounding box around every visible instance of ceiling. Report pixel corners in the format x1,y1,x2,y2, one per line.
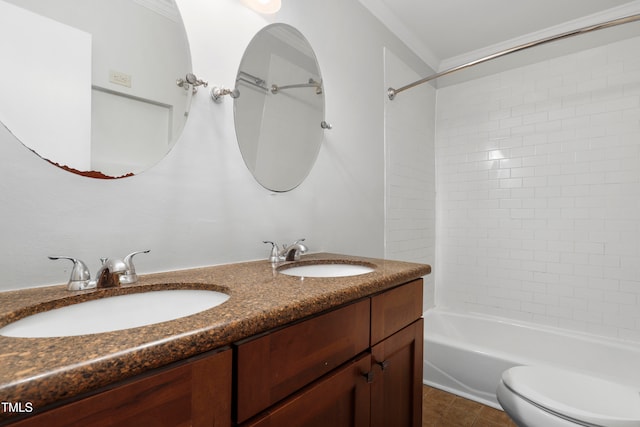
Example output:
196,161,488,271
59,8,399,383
359,0,640,72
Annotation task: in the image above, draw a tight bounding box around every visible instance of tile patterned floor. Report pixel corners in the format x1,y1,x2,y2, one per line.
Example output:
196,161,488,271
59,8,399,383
422,385,517,427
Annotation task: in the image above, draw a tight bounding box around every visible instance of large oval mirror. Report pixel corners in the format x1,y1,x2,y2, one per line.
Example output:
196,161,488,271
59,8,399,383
234,24,325,192
0,0,193,178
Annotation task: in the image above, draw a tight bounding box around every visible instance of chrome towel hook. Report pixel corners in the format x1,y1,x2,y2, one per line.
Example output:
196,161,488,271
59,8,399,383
321,121,332,130
176,73,208,94
211,86,240,103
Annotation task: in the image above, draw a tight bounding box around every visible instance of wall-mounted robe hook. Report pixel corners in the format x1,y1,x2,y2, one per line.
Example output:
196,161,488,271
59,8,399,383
176,73,208,94
321,121,332,130
211,86,240,103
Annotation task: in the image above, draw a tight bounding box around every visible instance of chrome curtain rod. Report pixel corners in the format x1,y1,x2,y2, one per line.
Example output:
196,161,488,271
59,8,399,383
388,13,640,100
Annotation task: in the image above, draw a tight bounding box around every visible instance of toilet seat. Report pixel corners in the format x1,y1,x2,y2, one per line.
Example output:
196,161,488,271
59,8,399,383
501,366,640,427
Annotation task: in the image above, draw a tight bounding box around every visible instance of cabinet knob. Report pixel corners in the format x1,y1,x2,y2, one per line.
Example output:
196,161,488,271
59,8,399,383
362,371,375,384
377,360,390,371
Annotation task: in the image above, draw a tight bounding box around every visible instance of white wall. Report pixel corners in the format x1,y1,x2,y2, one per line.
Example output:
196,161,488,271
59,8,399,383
383,47,436,310
0,0,430,291
436,35,640,342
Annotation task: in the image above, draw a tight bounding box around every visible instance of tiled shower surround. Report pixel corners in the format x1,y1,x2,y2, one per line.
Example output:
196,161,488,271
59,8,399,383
436,35,640,342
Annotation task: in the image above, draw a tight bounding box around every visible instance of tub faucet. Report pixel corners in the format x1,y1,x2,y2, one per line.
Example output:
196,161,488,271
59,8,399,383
94,257,128,288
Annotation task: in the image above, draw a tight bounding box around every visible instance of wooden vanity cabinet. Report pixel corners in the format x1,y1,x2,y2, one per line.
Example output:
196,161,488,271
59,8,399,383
6,278,423,427
236,279,424,427
9,347,232,427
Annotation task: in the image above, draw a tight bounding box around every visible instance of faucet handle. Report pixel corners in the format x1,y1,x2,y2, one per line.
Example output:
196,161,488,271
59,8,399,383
263,241,281,263
120,250,150,284
48,256,92,291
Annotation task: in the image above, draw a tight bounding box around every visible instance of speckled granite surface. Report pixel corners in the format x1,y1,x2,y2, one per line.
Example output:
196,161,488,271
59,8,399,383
0,253,430,421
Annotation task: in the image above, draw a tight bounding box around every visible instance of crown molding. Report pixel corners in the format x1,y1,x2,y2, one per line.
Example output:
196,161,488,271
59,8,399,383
358,0,441,70
438,0,640,72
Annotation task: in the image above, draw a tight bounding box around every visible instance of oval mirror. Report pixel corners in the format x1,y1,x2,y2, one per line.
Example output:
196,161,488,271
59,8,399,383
234,24,325,192
0,0,193,178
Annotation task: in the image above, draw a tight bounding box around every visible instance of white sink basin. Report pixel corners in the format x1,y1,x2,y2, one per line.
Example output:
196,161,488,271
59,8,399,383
278,263,375,278
0,289,229,338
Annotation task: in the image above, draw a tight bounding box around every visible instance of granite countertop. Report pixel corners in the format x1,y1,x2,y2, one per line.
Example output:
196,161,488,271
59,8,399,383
0,253,430,421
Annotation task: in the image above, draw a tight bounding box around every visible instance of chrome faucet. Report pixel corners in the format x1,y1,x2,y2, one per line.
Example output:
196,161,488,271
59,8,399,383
263,239,308,263
49,250,148,290
282,239,308,261
94,257,127,288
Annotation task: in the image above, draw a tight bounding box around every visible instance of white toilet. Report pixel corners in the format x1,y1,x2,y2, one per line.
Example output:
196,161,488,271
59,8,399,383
497,366,640,427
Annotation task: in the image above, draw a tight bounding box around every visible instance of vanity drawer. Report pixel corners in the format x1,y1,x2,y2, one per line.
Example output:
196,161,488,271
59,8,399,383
371,279,423,345
9,348,232,427
235,299,370,423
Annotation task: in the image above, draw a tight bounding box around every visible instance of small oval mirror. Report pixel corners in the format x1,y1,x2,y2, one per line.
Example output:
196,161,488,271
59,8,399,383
0,0,193,178
234,24,325,192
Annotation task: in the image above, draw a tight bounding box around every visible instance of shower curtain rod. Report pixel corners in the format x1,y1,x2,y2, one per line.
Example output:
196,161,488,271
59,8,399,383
387,13,640,100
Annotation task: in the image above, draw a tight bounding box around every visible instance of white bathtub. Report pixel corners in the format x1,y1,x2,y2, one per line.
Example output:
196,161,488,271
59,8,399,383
423,308,640,409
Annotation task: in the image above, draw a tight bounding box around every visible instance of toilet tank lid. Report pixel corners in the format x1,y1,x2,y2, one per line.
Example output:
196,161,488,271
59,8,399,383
502,366,640,427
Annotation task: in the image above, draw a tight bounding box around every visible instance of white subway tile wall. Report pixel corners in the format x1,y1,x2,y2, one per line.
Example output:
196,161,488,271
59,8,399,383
435,35,640,342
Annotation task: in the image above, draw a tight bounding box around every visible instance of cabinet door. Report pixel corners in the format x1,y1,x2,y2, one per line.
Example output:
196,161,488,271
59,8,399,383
243,353,371,427
9,348,232,427
371,279,423,345
235,299,370,423
370,319,423,427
